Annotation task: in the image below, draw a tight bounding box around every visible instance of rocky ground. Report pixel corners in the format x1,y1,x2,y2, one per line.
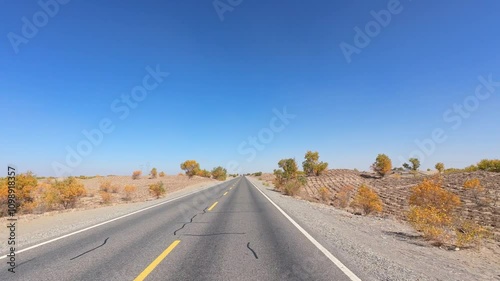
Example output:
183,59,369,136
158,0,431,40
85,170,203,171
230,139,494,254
259,170,500,242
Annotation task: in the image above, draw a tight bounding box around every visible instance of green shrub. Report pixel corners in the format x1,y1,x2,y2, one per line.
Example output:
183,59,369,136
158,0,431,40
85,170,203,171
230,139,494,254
476,159,500,172
302,151,328,176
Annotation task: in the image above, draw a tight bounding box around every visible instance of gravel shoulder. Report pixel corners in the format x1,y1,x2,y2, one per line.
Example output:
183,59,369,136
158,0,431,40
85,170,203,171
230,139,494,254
248,177,500,281
0,178,230,252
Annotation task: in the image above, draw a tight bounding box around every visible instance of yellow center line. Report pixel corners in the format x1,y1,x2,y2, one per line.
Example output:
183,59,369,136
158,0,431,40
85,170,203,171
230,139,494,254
223,192,228,196
207,201,218,211
133,240,181,281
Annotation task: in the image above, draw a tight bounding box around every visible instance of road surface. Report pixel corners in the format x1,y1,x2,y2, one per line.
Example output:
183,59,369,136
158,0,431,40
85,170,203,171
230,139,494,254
1,177,362,280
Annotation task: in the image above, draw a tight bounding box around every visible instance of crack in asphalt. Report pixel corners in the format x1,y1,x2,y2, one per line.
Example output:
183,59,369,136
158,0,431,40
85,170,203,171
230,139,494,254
174,214,198,235
247,242,258,259
173,204,212,236
70,237,109,260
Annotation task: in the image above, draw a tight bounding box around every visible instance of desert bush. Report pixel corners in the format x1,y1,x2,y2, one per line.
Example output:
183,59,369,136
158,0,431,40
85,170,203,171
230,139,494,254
455,220,491,248
407,206,453,242
409,177,460,213
318,187,330,201
180,160,200,178
371,154,392,177
123,185,137,201
110,185,120,193
407,177,460,243
273,158,306,193
0,178,9,216
52,177,87,209
211,166,227,181
41,185,61,211
132,170,142,180
435,162,445,173
350,185,383,215
302,151,328,176
335,185,355,208
464,165,479,172
159,171,166,177
283,180,302,196
149,181,166,199
463,178,482,190
99,180,112,192
476,159,500,172
463,178,485,205
198,169,212,178
100,191,112,204
403,158,420,171
8,172,38,213
253,172,262,176
150,168,158,178
444,168,462,174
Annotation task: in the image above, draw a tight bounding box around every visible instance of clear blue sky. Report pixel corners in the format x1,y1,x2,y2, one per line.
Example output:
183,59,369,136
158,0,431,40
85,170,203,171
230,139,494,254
1,0,499,177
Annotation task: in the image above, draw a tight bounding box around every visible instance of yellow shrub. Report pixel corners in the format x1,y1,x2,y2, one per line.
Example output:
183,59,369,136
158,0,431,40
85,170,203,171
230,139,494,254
463,178,483,191
100,191,112,204
408,177,461,243
124,185,136,201
409,177,460,214
110,185,120,193
132,170,142,180
159,171,166,177
408,206,452,242
455,220,491,248
41,185,61,211
318,187,330,201
149,182,166,199
0,179,8,216
99,180,111,192
53,177,87,209
464,178,485,205
371,154,392,176
350,185,383,215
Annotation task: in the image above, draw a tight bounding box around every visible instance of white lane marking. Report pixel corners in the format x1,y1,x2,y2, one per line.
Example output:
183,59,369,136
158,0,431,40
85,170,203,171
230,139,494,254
247,178,362,281
0,179,236,260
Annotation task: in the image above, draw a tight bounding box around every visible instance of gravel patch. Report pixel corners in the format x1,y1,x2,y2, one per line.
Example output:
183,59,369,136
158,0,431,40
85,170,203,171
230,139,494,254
248,177,500,281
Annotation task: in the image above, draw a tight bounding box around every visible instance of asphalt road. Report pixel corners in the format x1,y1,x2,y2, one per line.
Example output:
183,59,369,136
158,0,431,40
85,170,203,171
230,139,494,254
1,177,360,280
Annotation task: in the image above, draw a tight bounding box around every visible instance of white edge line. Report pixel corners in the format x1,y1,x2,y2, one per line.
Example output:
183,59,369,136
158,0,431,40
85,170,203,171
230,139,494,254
247,177,362,281
0,179,233,260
